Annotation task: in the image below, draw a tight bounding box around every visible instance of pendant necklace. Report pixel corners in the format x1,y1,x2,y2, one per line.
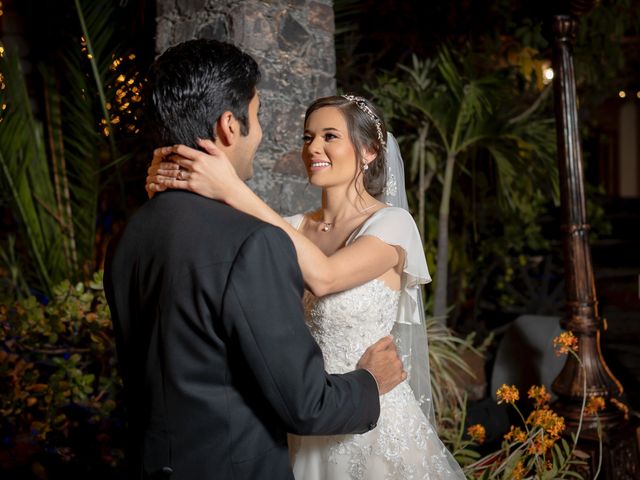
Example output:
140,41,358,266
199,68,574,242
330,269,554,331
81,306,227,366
321,204,376,232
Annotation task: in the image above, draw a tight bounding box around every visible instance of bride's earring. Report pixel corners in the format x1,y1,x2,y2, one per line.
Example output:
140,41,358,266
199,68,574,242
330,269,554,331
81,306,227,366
361,161,369,172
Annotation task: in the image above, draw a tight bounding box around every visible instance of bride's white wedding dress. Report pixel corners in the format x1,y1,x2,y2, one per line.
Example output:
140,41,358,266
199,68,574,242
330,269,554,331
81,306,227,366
286,208,465,480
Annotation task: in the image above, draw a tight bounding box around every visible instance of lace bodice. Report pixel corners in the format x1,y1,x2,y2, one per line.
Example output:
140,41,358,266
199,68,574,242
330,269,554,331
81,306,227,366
297,280,464,480
303,279,400,373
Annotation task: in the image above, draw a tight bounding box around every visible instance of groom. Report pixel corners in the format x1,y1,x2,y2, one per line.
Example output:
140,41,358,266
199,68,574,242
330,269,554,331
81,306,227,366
104,39,405,480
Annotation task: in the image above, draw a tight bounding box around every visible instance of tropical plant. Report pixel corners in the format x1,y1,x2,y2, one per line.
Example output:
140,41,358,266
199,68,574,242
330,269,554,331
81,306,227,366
0,0,136,298
369,47,558,325
427,316,487,418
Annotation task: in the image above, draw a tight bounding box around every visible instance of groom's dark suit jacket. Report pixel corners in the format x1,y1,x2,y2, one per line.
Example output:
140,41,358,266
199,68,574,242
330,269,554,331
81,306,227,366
104,191,379,480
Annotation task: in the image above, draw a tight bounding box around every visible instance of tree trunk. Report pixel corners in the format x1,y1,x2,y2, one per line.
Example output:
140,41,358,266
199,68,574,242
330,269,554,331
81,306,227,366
433,153,456,322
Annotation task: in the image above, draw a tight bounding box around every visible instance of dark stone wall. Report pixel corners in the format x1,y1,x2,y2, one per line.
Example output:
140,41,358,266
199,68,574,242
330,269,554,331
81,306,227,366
156,0,337,215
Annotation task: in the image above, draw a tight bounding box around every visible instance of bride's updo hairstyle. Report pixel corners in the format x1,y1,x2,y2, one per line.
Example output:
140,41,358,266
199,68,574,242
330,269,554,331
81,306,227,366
304,95,387,197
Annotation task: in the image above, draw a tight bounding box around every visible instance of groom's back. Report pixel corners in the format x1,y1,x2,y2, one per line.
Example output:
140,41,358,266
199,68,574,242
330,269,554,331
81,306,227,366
105,190,295,479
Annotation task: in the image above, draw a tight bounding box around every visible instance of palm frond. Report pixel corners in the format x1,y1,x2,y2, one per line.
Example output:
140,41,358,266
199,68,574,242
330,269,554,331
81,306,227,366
74,0,120,154
58,56,102,265
59,0,123,267
0,51,68,293
41,64,77,273
427,318,479,416
0,0,125,292
437,48,464,100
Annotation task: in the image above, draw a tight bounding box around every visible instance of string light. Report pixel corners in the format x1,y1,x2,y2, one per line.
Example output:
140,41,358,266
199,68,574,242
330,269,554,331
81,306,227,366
1,59,6,123
637,91,640,99
542,66,554,84
619,91,626,98
76,40,144,137
101,52,145,137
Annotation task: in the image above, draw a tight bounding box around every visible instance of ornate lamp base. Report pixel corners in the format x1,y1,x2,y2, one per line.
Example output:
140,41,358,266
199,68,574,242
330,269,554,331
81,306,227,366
570,419,640,480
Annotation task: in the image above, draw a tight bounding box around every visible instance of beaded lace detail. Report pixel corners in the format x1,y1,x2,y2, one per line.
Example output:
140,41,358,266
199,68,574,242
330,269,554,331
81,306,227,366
383,165,398,200
294,279,464,480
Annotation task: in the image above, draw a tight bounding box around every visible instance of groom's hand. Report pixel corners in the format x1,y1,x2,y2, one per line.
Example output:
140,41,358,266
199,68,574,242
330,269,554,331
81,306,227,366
356,335,406,395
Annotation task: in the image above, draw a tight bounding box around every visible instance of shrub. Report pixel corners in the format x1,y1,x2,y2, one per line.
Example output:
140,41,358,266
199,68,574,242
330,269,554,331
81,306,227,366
0,271,124,476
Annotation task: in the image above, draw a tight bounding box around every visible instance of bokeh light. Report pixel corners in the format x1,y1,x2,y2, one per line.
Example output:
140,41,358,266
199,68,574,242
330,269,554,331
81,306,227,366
105,52,144,135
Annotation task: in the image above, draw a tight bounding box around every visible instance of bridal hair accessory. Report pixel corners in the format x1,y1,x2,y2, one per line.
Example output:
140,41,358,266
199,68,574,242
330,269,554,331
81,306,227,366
341,95,387,149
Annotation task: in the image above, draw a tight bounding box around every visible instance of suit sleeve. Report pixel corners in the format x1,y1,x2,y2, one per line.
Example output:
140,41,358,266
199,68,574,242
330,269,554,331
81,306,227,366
221,225,380,435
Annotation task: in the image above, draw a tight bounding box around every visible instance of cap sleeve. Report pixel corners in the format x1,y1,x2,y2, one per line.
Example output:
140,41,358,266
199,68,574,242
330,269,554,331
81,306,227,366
348,207,431,325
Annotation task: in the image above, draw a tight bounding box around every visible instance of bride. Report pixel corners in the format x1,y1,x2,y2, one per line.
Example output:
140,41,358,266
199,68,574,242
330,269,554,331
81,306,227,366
147,94,465,479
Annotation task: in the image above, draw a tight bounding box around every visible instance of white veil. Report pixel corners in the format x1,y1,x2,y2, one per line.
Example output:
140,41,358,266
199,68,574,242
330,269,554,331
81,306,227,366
376,133,435,425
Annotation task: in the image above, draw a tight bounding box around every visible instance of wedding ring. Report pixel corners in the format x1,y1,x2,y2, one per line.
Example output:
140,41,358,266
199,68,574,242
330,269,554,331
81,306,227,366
177,170,184,180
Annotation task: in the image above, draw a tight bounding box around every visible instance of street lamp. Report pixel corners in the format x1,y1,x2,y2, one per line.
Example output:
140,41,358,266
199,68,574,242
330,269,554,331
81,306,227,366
550,10,640,478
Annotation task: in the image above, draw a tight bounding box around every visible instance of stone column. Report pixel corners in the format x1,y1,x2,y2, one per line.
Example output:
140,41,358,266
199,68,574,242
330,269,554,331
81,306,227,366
155,0,336,214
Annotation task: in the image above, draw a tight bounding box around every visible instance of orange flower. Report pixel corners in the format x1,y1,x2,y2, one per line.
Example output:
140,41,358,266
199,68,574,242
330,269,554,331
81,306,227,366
585,396,606,416
467,424,486,444
553,331,578,356
527,436,555,455
504,425,527,443
526,407,565,439
512,460,526,480
528,385,551,407
496,384,520,404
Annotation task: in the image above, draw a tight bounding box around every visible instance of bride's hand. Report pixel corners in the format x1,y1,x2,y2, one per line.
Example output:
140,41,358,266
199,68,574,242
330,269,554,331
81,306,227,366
146,146,177,198
145,139,241,202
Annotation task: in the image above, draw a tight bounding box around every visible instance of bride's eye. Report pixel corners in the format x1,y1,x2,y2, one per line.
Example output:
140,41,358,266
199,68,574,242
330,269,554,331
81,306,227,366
323,133,337,141
302,134,312,144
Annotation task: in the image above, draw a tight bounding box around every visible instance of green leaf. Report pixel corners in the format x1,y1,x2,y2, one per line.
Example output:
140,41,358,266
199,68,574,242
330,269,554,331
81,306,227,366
562,437,572,458
563,470,586,479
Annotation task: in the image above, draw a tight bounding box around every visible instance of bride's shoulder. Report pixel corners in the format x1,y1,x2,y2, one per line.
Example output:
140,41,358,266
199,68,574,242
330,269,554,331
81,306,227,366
349,207,419,245
367,206,415,226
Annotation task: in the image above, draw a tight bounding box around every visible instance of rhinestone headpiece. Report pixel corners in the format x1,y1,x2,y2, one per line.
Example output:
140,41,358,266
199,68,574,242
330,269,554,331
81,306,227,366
341,95,387,149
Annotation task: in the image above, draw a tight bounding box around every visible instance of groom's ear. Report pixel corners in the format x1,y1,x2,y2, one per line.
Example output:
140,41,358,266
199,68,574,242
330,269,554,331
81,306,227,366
215,111,239,147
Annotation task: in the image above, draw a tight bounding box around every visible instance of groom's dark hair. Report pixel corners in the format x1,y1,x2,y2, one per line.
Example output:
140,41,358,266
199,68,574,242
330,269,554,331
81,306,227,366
145,39,260,148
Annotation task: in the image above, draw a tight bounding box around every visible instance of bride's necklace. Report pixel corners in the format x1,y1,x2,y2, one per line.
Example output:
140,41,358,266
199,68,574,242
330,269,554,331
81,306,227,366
321,204,376,232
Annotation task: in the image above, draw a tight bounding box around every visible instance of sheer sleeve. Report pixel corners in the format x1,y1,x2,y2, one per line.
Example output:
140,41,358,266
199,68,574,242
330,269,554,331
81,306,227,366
348,207,431,326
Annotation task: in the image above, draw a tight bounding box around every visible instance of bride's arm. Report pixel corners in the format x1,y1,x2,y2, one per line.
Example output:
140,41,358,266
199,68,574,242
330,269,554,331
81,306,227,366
147,141,400,297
